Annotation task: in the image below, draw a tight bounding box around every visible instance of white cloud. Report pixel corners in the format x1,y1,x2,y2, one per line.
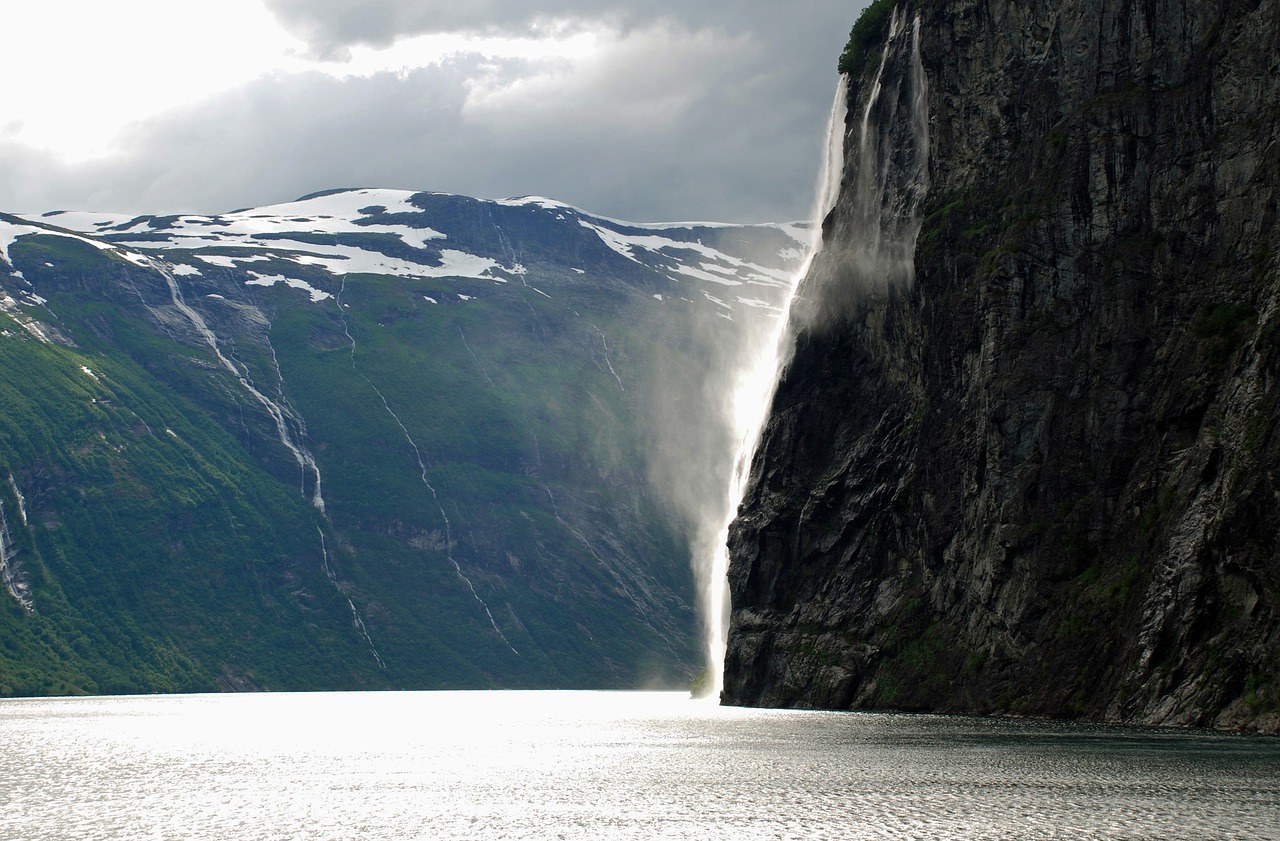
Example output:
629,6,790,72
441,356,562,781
2,2,306,160
1,0,864,223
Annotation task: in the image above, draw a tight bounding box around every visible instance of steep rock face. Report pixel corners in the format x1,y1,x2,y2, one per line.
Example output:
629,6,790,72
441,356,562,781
724,0,1280,731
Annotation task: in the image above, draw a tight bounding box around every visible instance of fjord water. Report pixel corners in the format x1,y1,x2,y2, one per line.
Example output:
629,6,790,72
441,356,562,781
2,691,1277,840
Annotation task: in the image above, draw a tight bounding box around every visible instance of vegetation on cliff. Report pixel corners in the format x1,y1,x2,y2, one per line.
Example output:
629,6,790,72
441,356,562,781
837,0,899,77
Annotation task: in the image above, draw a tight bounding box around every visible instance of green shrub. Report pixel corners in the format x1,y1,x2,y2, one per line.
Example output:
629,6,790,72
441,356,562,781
837,0,899,76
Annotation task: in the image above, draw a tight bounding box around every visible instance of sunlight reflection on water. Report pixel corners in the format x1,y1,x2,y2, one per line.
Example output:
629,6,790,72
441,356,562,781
1,691,1277,840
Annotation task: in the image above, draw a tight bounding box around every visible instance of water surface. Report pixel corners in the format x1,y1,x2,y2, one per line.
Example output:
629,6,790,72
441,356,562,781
1,691,1276,839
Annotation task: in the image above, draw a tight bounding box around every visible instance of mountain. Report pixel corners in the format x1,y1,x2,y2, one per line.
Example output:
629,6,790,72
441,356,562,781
0,188,807,695
724,0,1280,733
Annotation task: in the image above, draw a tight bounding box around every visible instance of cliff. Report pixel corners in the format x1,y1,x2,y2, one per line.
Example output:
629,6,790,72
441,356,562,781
724,0,1280,732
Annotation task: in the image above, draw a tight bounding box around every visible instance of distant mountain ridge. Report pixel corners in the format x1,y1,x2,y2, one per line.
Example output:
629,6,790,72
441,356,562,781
17,188,804,300
0,188,805,695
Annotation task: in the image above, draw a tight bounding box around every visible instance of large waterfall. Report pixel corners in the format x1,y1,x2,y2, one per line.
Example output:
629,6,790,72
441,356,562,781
694,76,850,698
704,8,928,696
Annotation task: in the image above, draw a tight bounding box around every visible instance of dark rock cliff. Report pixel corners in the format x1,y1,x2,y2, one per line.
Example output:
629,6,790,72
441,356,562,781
724,0,1280,731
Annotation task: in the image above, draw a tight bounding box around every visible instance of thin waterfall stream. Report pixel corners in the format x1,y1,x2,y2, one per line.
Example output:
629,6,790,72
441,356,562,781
333,276,518,655
147,258,325,511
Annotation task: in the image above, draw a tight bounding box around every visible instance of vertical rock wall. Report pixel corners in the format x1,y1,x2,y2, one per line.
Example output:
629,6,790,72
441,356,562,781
724,0,1280,732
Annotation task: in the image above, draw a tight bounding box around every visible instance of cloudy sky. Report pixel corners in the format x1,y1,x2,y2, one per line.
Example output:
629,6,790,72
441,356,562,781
2,1,864,223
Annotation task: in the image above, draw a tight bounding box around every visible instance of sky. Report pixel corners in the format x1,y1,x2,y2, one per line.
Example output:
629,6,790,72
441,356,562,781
1,0,865,223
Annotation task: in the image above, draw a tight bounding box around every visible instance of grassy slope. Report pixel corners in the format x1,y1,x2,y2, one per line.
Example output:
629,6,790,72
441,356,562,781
268,270,697,687
0,230,699,694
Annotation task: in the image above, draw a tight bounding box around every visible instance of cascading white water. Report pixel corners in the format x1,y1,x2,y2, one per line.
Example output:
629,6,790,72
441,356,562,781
696,75,850,698
148,259,393,668
0,499,33,612
789,9,929,333
841,9,929,300
703,8,929,696
148,258,326,511
318,529,387,669
8,475,27,527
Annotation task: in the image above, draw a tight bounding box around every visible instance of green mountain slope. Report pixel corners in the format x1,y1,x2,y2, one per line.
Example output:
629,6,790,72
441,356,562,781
0,191,803,694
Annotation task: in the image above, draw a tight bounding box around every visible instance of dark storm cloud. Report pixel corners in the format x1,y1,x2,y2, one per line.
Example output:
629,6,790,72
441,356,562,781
3,1,866,222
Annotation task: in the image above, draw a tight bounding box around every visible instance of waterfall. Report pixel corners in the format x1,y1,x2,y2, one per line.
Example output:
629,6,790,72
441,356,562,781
0,499,33,612
8,475,27,526
703,8,929,696
694,74,850,698
148,258,326,511
148,259,396,669
319,529,387,669
845,9,929,294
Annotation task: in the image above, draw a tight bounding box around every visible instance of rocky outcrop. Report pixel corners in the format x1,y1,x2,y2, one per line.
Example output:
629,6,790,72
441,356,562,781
724,0,1280,732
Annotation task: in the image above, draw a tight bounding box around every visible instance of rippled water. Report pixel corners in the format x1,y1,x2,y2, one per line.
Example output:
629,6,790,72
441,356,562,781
1,691,1276,839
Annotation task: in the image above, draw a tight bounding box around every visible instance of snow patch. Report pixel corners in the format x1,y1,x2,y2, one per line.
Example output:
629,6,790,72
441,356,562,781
196,254,267,268
96,189,448,256
249,188,426,220
34,210,136,231
244,272,332,302
119,251,153,267
496,196,574,212
12,192,809,315
287,245,500,280
701,290,732,310
577,218,794,289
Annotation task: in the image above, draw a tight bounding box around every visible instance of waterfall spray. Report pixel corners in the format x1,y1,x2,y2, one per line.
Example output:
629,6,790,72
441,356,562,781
695,75,850,699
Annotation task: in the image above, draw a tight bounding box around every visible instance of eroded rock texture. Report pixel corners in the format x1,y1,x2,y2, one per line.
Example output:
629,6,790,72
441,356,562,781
724,0,1280,732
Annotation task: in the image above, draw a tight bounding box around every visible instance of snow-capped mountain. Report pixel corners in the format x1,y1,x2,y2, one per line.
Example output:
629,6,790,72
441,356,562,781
0,189,806,694
14,187,806,313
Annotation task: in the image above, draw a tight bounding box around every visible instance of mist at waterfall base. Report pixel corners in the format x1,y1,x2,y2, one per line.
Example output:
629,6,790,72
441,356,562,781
4,691,1278,840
